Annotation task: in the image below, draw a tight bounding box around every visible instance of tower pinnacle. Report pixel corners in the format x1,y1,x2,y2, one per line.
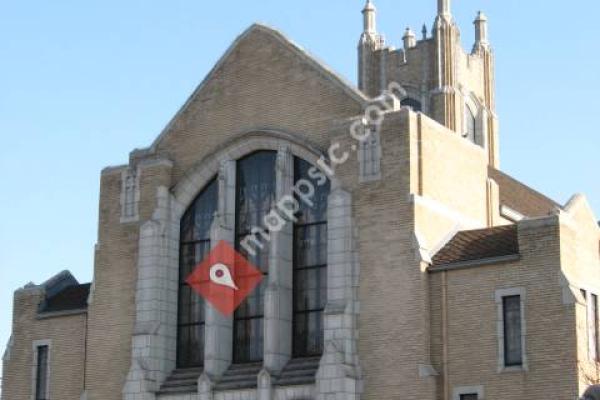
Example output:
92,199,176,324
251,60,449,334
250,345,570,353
438,0,451,16
474,11,489,48
362,0,377,33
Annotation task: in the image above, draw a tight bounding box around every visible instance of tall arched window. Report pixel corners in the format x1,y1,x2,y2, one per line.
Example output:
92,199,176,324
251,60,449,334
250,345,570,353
178,179,217,368
465,105,477,145
234,151,276,363
401,97,422,112
293,158,330,357
177,150,330,368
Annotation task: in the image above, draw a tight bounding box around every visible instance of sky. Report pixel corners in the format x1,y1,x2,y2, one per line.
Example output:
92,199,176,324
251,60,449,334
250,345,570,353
0,0,598,383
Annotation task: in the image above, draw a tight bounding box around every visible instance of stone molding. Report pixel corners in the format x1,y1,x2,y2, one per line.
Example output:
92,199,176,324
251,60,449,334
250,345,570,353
125,132,362,400
120,166,141,224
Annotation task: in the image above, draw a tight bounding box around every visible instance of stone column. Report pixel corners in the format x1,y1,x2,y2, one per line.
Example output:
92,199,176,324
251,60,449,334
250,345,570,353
123,184,181,400
316,184,362,400
202,160,236,384
260,146,294,399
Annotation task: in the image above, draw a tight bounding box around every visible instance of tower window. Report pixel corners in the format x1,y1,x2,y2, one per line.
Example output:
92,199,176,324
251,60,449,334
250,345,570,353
401,97,422,112
464,106,478,146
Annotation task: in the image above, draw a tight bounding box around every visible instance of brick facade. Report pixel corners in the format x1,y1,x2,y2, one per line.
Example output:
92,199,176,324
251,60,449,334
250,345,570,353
3,2,599,400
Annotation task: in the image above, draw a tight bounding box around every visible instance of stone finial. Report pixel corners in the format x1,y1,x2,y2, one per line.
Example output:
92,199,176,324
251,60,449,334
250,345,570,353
363,0,376,12
403,27,417,50
422,24,428,40
362,0,377,33
474,11,489,46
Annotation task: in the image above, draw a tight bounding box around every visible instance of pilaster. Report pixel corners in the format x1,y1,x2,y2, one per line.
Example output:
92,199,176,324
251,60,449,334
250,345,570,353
202,159,236,381
123,183,180,400
264,146,294,374
316,185,362,400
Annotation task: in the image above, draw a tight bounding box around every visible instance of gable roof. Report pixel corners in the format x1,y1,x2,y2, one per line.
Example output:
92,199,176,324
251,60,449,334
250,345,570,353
431,225,519,268
149,23,368,152
489,167,560,218
39,283,91,314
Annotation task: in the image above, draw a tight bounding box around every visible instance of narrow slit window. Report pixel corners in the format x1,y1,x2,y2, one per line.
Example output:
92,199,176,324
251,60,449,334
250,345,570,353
35,345,49,400
503,295,523,367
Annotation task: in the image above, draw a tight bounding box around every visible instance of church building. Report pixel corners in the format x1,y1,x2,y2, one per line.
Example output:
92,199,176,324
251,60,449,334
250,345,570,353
3,1,600,399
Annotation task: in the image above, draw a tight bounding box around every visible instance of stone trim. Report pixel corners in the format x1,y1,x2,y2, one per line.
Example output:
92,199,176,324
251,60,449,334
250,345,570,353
203,159,235,381
31,339,52,400
173,130,326,212
264,146,294,374
316,185,362,400
452,385,485,399
120,167,140,224
495,287,528,373
126,132,361,400
500,205,524,222
123,186,181,400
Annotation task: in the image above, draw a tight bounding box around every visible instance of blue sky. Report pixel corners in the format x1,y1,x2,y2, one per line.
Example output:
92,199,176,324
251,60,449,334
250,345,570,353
0,0,598,381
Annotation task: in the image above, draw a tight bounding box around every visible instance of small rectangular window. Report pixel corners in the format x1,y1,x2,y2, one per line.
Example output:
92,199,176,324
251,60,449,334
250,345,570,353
35,345,49,400
503,295,522,367
460,394,478,400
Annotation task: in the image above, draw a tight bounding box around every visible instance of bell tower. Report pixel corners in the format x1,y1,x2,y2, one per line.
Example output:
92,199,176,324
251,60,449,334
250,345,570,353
356,0,499,167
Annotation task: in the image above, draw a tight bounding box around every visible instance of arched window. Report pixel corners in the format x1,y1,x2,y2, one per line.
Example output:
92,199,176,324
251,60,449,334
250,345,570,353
178,179,218,368
401,97,422,112
234,151,276,363
293,158,330,357
176,150,330,367
465,105,478,145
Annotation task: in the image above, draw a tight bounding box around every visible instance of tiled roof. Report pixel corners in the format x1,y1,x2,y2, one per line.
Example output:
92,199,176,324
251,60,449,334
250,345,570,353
489,167,560,218
39,283,91,313
432,225,519,267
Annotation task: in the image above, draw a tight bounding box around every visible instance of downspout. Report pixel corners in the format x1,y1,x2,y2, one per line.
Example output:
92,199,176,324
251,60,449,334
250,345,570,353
82,310,88,392
442,270,449,400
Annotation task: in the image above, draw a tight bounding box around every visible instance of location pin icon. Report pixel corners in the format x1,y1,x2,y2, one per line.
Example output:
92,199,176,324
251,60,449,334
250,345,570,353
209,263,239,290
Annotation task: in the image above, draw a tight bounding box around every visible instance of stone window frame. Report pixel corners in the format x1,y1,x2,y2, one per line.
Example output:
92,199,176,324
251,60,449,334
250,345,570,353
495,287,528,373
31,339,52,400
453,385,485,400
124,130,362,400
462,91,487,149
120,166,140,223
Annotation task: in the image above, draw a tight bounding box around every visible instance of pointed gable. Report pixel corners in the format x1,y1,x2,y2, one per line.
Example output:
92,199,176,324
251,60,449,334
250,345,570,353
147,24,367,180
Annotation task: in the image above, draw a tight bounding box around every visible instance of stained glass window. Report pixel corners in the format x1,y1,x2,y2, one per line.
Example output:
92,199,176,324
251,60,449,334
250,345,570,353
292,158,330,357
177,178,217,368
234,151,276,363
